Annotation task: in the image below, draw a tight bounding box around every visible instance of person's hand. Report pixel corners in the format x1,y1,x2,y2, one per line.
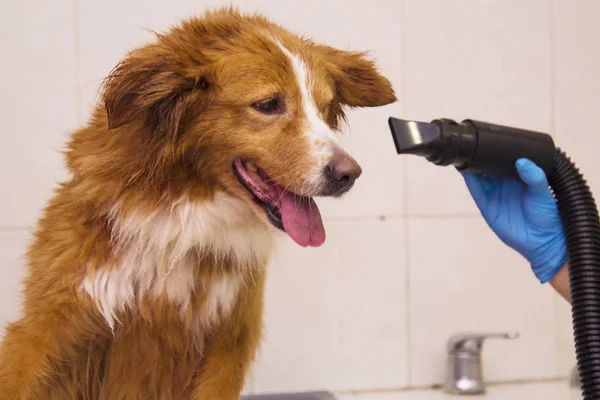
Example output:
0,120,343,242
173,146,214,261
462,159,567,283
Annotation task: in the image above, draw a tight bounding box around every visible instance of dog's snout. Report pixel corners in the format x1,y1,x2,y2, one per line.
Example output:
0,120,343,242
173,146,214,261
324,151,362,196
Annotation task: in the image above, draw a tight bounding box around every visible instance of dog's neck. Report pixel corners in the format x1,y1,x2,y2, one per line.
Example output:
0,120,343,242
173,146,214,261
108,191,275,266
82,191,275,330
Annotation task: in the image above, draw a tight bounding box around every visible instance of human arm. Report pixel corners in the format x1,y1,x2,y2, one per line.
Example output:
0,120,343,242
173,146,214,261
550,262,571,303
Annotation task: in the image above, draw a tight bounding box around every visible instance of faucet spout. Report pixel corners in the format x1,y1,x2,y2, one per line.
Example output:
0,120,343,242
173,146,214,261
442,331,520,395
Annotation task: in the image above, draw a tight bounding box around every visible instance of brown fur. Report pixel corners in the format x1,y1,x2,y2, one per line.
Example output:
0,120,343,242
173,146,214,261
0,8,395,400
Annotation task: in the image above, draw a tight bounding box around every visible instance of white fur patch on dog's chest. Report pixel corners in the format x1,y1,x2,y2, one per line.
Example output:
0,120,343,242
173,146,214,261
81,193,272,330
198,273,241,328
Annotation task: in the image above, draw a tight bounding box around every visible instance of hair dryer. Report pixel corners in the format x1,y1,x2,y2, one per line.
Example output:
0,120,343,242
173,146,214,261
388,117,600,400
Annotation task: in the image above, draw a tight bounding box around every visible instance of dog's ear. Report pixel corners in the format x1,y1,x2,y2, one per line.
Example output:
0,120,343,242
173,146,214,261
316,45,396,108
102,45,210,140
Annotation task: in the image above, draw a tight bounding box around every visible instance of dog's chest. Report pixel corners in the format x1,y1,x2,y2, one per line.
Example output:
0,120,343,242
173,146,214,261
55,270,245,400
60,306,205,400
83,194,273,331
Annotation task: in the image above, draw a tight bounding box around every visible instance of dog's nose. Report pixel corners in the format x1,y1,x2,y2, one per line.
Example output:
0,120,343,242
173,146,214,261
325,151,362,195
328,153,362,182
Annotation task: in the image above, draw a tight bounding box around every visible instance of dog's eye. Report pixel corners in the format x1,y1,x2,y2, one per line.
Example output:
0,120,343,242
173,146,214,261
252,98,283,115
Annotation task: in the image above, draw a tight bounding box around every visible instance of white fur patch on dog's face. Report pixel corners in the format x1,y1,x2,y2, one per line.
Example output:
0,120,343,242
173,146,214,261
273,39,344,192
82,192,273,330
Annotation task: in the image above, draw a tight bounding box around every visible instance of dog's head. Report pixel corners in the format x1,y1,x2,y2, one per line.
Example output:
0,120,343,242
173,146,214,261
100,8,396,247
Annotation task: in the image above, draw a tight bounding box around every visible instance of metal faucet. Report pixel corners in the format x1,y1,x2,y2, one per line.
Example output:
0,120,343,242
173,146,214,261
442,331,520,395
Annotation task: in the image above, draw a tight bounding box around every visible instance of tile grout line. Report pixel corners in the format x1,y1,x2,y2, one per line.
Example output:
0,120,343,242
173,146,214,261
548,0,563,379
0,227,32,233
322,213,481,223
399,0,412,388
73,0,82,126
548,0,557,142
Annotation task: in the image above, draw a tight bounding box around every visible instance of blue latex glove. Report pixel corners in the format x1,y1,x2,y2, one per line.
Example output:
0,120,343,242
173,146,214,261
462,159,567,283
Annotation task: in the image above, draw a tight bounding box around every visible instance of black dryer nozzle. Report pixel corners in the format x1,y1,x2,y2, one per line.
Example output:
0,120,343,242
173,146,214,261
388,117,476,171
388,118,442,156
387,116,557,179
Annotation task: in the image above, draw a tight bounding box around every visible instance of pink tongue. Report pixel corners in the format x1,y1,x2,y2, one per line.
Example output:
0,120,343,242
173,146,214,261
279,191,326,247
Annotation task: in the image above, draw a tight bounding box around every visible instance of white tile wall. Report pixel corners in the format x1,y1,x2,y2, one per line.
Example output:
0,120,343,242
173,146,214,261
251,219,407,393
403,0,553,216
0,232,31,336
77,0,242,120
0,0,78,227
553,0,600,199
408,217,557,386
1,0,591,395
556,294,575,377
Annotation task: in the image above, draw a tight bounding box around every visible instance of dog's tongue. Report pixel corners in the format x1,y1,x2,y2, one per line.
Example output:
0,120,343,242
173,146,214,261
279,191,325,247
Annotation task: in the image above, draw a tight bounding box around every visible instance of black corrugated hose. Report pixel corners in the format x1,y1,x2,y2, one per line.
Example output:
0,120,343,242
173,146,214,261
549,149,600,400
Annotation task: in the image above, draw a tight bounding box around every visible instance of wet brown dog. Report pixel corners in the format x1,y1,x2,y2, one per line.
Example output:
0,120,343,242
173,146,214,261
0,8,395,399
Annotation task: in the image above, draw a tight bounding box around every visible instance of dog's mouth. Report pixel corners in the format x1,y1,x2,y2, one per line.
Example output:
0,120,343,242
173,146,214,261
233,159,325,247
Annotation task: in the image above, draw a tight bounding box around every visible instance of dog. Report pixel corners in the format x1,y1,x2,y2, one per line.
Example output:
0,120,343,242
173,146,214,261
0,8,395,399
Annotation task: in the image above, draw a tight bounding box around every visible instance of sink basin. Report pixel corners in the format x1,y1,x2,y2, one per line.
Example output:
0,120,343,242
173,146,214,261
243,393,335,400
335,381,581,400
243,381,581,400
